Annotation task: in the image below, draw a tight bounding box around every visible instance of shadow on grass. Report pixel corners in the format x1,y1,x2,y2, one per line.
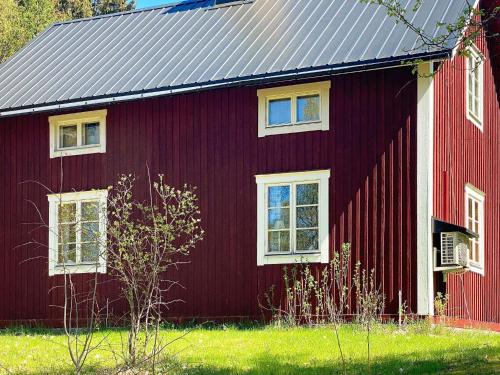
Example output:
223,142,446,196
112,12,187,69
176,345,500,375
0,321,266,337
3,345,499,375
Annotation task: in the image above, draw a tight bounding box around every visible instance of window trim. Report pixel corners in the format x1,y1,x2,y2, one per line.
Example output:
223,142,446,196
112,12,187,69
47,190,108,276
464,184,485,275
49,109,107,158
465,44,484,130
255,170,330,266
257,81,331,137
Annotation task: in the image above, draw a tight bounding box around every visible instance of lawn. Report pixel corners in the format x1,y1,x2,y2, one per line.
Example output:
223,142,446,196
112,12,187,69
0,324,498,374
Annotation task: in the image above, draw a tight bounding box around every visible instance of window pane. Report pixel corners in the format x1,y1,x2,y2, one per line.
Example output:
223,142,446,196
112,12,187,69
268,98,291,126
296,229,319,252
268,231,290,253
474,201,479,221
268,208,290,229
475,242,480,262
59,203,76,223
83,122,100,145
297,95,320,122
297,206,318,228
268,186,290,207
82,222,100,242
60,125,77,148
82,201,99,221
81,243,99,263
296,183,318,205
58,243,76,264
59,223,76,244
468,199,473,220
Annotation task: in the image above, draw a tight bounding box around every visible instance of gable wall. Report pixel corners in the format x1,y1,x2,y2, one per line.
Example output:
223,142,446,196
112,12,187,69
0,68,418,325
433,35,500,323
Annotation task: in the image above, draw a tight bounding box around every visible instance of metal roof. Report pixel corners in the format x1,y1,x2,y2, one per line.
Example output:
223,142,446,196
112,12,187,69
0,0,471,116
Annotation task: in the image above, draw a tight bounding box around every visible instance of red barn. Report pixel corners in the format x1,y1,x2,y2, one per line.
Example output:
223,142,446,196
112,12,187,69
0,0,498,327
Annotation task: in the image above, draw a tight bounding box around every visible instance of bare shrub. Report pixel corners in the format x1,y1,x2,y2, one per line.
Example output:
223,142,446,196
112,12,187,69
355,266,385,375
260,243,386,375
21,160,107,375
434,292,450,325
106,173,204,368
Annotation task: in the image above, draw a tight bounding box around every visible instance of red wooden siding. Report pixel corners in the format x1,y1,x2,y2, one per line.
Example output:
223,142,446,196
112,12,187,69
0,68,418,325
483,0,500,102
433,36,500,323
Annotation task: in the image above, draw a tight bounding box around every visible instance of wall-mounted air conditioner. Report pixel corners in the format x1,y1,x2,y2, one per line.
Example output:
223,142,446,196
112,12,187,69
440,232,470,268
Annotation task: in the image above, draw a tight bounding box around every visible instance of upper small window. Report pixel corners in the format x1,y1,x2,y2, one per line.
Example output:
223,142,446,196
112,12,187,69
48,190,108,275
257,81,330,137
465,45,484,130
255,170,330,265
465,184,485,275
49,109,107,158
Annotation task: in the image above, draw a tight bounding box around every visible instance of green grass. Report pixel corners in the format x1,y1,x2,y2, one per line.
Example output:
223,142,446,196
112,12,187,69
0,324,498,374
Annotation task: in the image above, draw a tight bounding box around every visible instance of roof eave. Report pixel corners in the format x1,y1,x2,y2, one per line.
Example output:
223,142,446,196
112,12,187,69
0,50,451,118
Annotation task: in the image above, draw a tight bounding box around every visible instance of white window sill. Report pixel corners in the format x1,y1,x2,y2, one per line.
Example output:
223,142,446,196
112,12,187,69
49,263,107,276
468,263,485,276
259,121,327,138
258,253,328,266
466,112,483,131
50,144,105,158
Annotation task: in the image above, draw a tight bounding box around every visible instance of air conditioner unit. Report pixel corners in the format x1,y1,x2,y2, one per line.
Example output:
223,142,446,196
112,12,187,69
440,232,470,268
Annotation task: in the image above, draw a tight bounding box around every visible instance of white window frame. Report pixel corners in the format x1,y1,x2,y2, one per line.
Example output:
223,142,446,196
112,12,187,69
49,109,107,158
257,81,331,137
48,190,108,276
465,44,484,130
465,184,485,275
255,170,330,266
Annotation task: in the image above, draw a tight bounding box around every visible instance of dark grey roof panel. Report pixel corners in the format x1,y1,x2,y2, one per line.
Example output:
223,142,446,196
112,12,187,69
0,0,471,114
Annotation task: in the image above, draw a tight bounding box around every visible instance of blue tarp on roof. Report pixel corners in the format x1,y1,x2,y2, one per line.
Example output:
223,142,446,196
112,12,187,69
0,0,471,115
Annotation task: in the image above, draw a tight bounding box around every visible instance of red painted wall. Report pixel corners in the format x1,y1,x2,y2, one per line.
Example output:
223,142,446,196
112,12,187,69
482,0,500,102
433,36,500,323
0,68,418,325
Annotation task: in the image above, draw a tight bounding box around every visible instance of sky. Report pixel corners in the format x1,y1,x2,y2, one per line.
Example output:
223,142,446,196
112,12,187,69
136,0,178,9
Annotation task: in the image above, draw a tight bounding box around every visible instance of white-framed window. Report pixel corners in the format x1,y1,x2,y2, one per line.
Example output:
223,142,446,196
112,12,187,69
48,190,108,276
49,109,107,158
257,81,331,137
465,44,484,130
465,184,485,275
255,170,330,265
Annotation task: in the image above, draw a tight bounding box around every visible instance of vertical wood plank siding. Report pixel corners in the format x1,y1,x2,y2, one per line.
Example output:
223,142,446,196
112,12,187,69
0,68,418,325
433,36,500,323
483,0,500,102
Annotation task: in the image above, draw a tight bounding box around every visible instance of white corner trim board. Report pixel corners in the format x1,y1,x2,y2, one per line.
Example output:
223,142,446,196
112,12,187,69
416,62,435,316
255,169,330,266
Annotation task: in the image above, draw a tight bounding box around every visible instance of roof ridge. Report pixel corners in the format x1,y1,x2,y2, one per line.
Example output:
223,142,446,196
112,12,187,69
52,0,206,27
